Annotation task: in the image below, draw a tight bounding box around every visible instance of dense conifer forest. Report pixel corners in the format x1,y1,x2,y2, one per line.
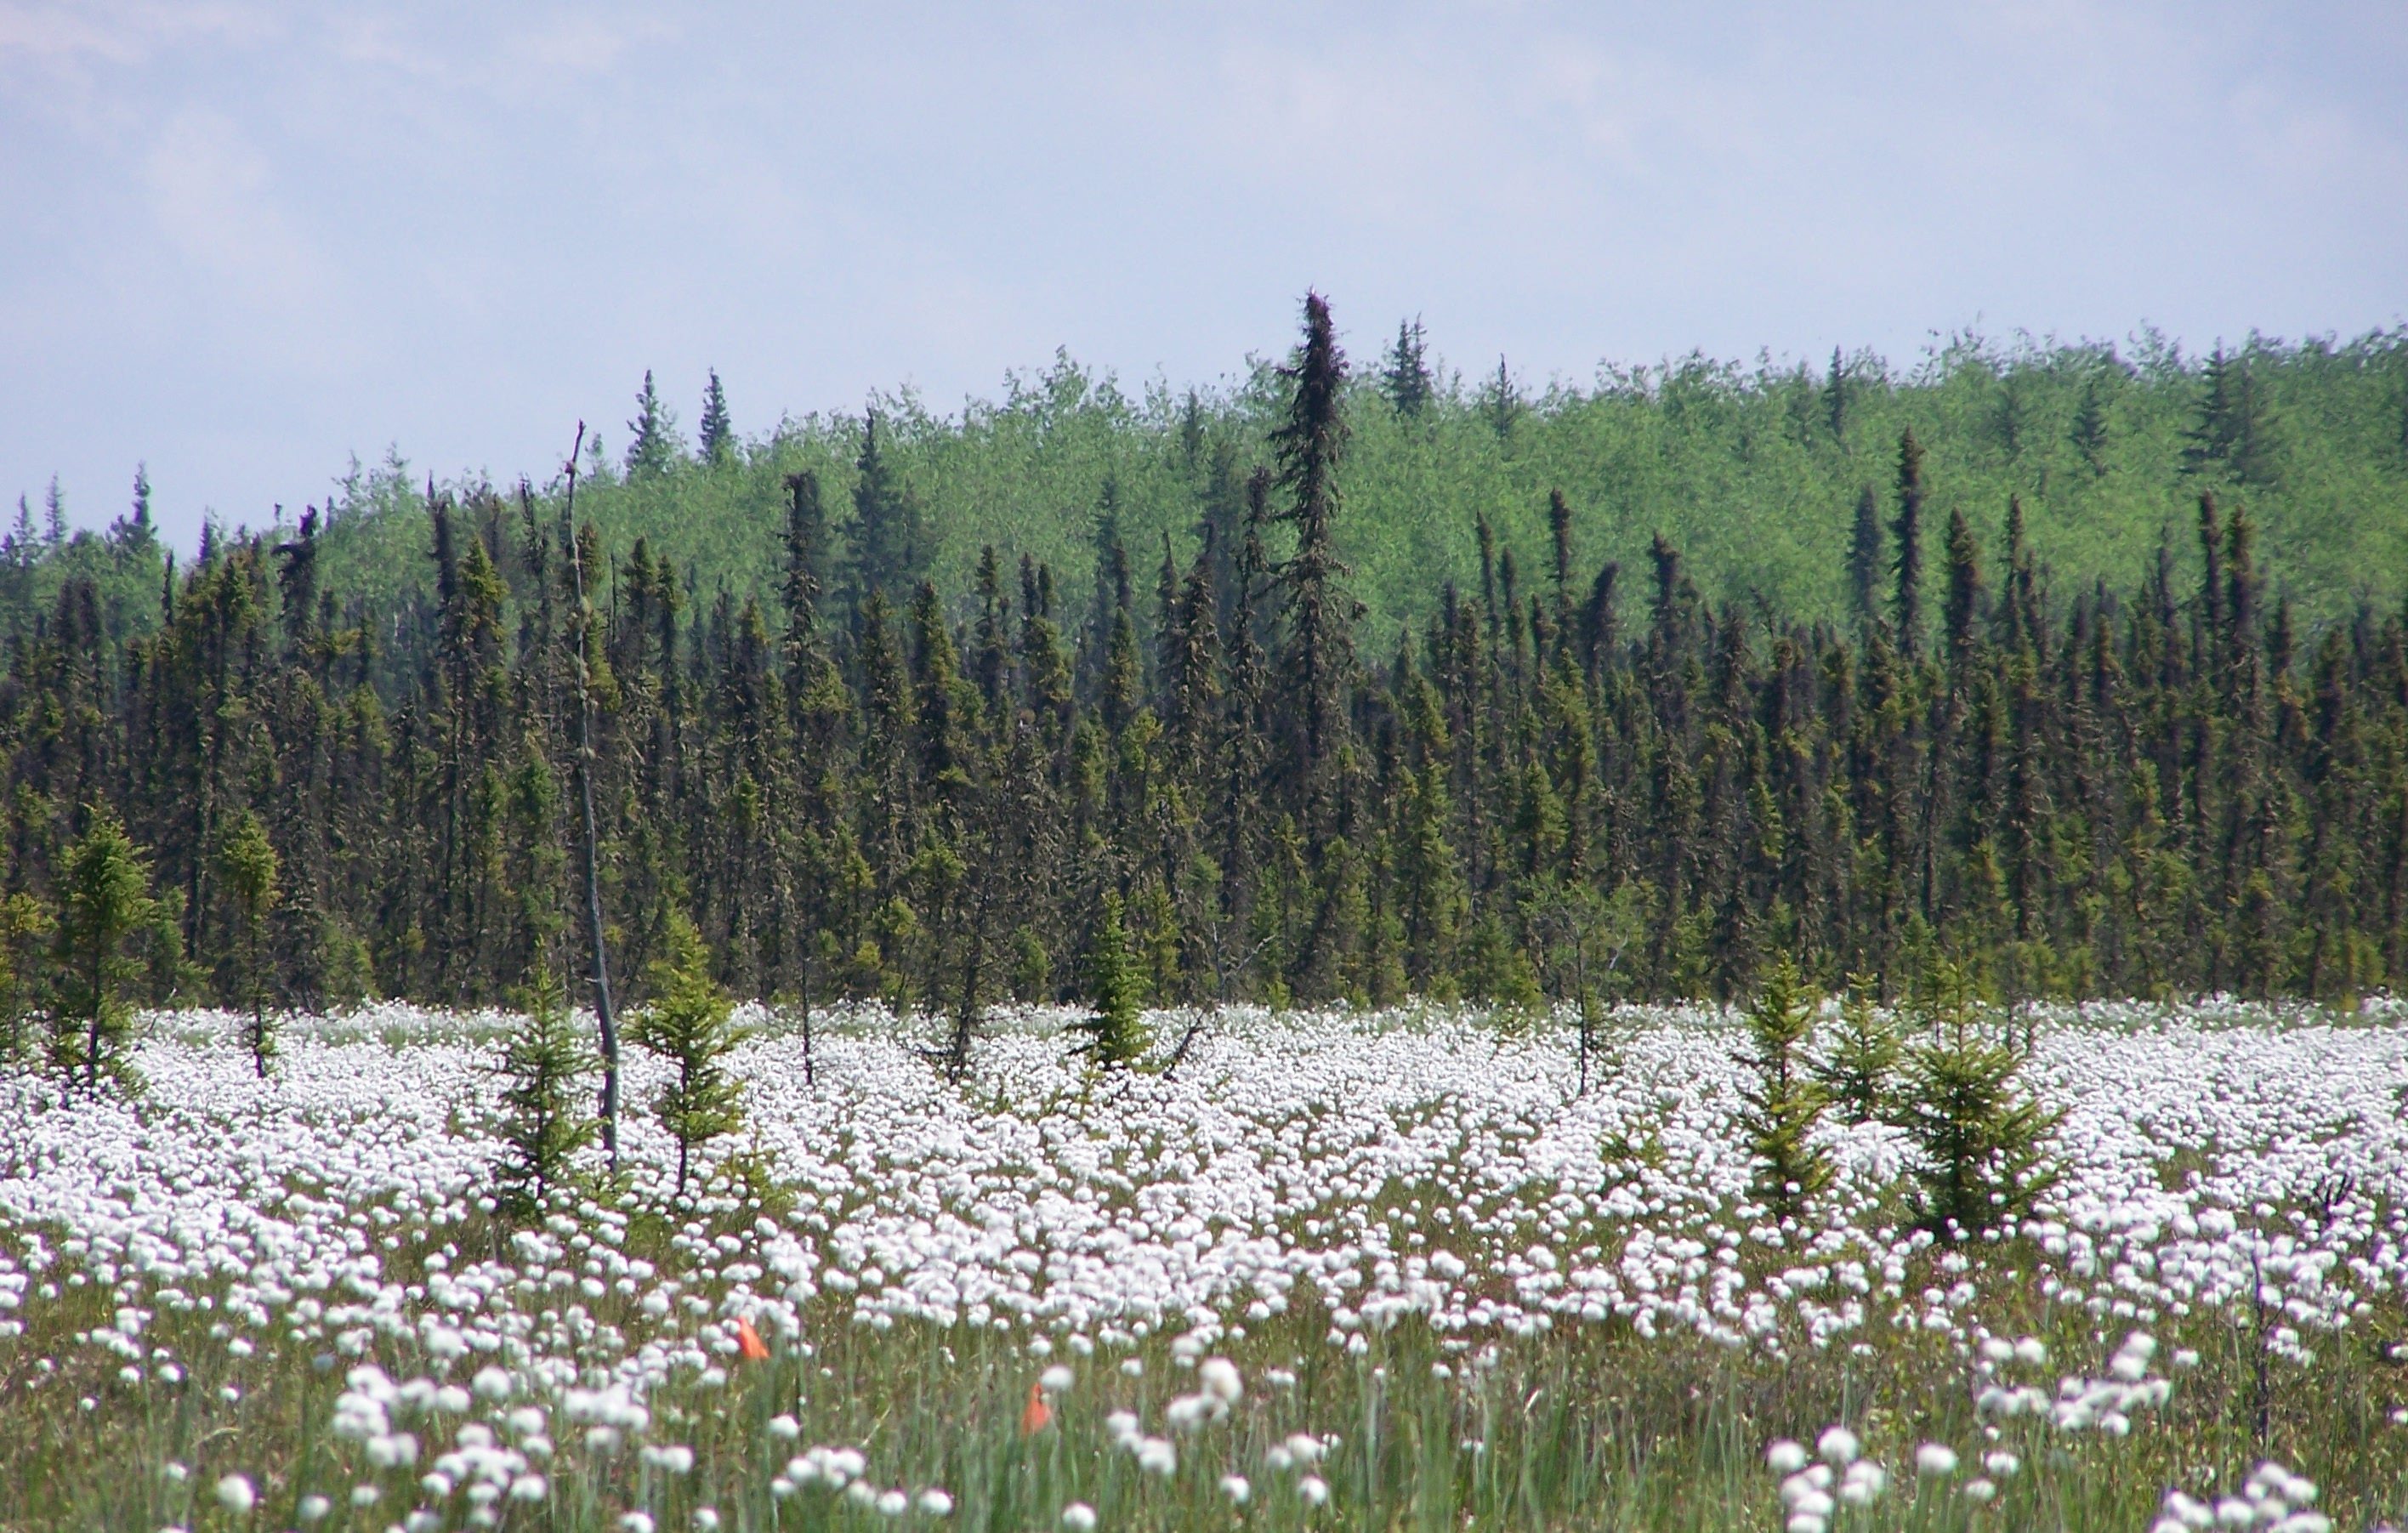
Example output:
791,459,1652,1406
2,297,2405,1039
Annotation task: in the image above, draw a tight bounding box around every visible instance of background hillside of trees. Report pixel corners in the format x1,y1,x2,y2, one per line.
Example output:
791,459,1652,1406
0,306,2403,1038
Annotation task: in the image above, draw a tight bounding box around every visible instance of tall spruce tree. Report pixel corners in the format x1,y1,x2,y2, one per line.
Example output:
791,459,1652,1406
625,371,681,478
1269,292,1361,830
1847,485,1885,632
1891,428,1927,659
698,369,735,463
1381,317,1434,418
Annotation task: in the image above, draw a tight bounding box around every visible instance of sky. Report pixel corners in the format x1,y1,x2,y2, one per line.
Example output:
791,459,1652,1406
1,2,2402,552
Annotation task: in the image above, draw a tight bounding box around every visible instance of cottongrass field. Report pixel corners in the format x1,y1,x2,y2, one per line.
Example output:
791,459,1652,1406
1,1000,2405,1533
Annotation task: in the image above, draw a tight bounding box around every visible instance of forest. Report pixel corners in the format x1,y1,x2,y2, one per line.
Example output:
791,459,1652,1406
0,295,2404,1070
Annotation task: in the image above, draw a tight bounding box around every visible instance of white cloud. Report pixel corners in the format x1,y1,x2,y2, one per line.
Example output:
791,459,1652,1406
143,109,347,342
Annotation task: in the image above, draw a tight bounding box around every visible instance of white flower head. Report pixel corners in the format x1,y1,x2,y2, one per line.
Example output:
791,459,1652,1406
1198,1358,1242,1404
1917,1444,1959,1478
1816,1427,1860,1466
215,1476,256,1516
1061,1503,1099,1532
1767,1439,1808,1473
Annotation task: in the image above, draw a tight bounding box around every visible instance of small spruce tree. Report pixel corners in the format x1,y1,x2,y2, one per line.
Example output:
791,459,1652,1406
1071,893,1148,1070
1897,959,2061,1236
218,809,281,1077
0,893,52,1067
1737,957,1832,1220
1815,978,1900,1125
52,807,159,1092
630,913,749,1201
492,964,599,1219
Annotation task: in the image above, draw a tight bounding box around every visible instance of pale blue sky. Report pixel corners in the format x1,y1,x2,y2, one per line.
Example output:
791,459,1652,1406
3,2,2401,549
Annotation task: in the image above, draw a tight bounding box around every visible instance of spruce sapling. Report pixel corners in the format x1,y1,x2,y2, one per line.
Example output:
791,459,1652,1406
1071,893,1149,1070
52,806,160,1093
1898,958,2062,1237
218,809,281,1077
630,912,749,1201
492,964,600,1219
1815,976,1900,1125
1738,957,1832,1220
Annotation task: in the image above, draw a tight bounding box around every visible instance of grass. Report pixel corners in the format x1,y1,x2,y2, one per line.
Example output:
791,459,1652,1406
0,1002,2401,1531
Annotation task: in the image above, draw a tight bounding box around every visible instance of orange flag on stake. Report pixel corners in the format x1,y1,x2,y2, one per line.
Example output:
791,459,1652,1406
1019,1381,1053,1435
735,1315,770,1362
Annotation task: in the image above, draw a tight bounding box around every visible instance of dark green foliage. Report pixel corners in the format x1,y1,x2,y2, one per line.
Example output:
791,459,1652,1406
2070,371,2113,477
491,964,600,1218
1382,318,1434,419
2184,345,2280,489
1737,958,1831,1220
1845,485,1883,630
51,807,159,1092
630,912,749,1200
1891,428,1926,656
1071,893,1147,1070
1896,962,2060,1236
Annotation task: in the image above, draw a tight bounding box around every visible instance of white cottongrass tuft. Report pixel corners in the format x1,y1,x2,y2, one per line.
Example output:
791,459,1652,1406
1767,1439,1807,1473
1917,1444,1959,1478
917,1489,954,1517
1816,1427,1860,1466
1221,1475,1251,1504
1061,1503,1099,1532
214,1475,255,1515
1041,1365,1076,1394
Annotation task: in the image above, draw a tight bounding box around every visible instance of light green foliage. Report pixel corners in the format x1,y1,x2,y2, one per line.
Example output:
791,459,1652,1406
1071,893,1149,1070
50,806,160,1092
1815,977,1900,1125
1522,875,1649,1093
492,964,601,1218
1898,960,2062,1235
631,913,750,1199
282,332,2408,651
217,809,281,1077
1737,957,1832,1218
0,892,52,1066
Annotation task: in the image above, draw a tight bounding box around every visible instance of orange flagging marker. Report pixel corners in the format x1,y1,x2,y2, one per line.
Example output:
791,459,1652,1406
735,1315,770,1362
1019,1381,1053,1435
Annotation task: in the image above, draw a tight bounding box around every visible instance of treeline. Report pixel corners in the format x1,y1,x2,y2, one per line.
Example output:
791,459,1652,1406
1,294,2404,1065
